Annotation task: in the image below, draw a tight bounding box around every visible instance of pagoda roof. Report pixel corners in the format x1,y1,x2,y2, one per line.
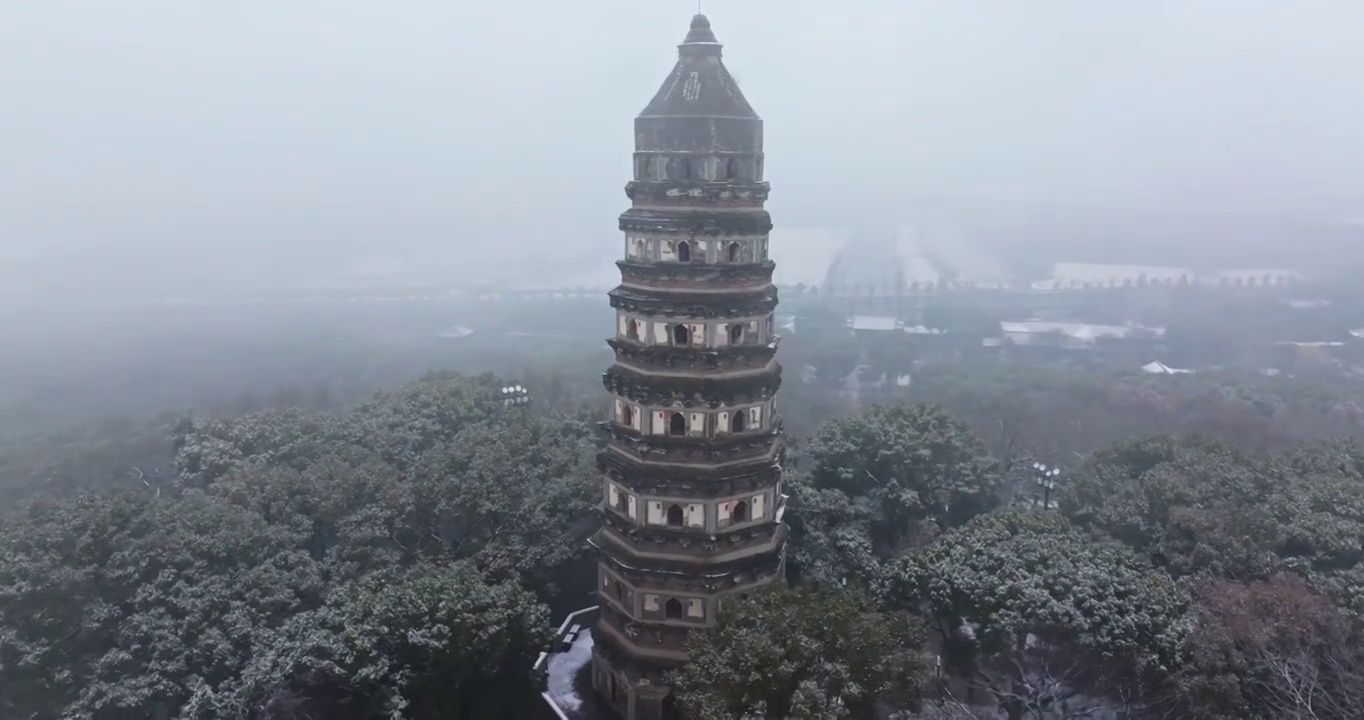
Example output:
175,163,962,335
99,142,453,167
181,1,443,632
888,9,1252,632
639,15,759,120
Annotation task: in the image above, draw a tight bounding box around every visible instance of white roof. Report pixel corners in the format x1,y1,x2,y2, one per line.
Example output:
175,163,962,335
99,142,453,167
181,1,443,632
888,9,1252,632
1001,321,1166,340
1141,360,1193,374
437,325,474,338
851,315,899,331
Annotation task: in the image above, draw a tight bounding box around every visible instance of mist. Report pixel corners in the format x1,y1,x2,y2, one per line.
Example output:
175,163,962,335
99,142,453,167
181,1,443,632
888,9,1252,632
3,0,1364,301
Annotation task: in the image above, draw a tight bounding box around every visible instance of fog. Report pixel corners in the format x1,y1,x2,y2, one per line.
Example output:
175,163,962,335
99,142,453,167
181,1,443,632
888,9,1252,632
4,0,1364,300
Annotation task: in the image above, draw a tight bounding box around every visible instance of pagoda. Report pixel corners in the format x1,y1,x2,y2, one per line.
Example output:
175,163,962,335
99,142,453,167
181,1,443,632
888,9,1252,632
589,13,788,720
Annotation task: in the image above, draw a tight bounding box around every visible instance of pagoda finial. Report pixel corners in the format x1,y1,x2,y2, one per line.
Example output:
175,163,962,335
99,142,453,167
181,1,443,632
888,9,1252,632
682,12,719,47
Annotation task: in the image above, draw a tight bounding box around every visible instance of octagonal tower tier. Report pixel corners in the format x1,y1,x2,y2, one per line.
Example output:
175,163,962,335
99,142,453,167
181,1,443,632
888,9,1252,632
590,14,788,720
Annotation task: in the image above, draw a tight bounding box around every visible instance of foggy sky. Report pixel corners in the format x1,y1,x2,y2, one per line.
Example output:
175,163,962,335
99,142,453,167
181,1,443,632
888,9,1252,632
3,1,1363,297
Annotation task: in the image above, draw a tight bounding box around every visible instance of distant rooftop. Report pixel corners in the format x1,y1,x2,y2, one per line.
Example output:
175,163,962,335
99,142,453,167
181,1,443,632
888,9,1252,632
850,315,900,332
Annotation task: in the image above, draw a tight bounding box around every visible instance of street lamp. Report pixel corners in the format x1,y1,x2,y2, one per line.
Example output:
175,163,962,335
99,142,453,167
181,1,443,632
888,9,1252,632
1032,462,1061,510
501,385,531,407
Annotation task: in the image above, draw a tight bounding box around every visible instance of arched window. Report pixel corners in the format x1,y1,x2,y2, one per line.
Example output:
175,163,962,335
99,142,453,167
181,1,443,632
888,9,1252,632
626,320,639,340
672,324,690,346
608,673,618,701
669,412,686,436
615,489,630,514
679,158,692,180
732,500,749,523
728,323,744,345
731,410,746,433
666,504,685,526
728,241,741,262
614,580,624,601
665,598,683,619
621,405,634,427
677,241,691,262
726,157,739,180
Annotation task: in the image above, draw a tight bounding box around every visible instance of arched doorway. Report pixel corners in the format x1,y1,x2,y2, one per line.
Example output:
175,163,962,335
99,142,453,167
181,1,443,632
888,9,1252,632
669,412,686,436
677,241,691,262
672,324,690,346
662,693,682,720
666,504,685,526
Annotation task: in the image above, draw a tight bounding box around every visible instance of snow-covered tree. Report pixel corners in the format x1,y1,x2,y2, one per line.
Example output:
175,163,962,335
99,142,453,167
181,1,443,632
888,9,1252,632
671,584,927,719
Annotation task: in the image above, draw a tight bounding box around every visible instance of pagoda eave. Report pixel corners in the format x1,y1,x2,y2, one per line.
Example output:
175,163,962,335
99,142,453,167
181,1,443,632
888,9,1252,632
597,450,782,495
620,208,773,236
616,259,775,287
603,364,781,406
592,534,786,581
609,286,778,318
607,340,779,373
625,180,771,206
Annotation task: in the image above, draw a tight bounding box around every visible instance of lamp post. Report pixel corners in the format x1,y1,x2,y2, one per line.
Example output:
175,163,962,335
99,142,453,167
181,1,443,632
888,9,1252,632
501,384,531,407
1032,462,1061,510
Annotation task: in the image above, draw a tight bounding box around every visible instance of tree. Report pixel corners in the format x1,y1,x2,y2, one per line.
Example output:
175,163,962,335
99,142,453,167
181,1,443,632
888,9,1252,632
0,492,326,719
670,584,927,719
0,370,595,720
175,407,340,488
808,404,1000,554
1061,436,1364,596
210,564,553,720
864,330,918,379
1059,435,1286,579
0,412,184,509
328,371,507,473
783,472,883,588
403,412,599,597
881,511,1191,720
792,306,860,388
207,451,412,582
175,372,511,489
809,340,861,389
176,372,599,600
1166,576,1364,720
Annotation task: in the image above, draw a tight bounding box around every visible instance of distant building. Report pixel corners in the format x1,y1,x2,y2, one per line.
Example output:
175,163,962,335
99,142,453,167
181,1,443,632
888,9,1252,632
1031,262,1305,290
999,321,1166,348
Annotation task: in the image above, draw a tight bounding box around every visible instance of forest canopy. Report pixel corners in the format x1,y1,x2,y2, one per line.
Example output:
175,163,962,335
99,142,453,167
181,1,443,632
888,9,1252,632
4,362,1364,718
